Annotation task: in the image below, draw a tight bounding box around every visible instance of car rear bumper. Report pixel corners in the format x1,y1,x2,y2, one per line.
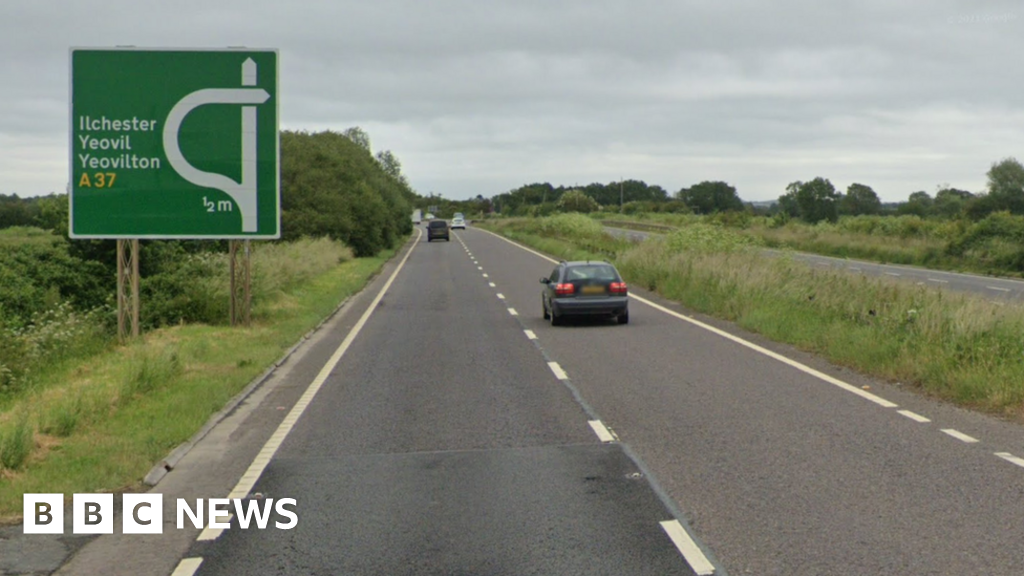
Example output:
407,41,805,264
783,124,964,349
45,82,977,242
552,296,627,316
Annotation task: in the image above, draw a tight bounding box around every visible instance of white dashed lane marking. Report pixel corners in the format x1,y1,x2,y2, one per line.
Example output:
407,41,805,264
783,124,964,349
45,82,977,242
898,410,931,423
941,429,979,443
588,420,616,442
508,308,518,316
524,330,537,340
170,558,203,576
547,361,568,380
660,520,716,575
995,452,1024,469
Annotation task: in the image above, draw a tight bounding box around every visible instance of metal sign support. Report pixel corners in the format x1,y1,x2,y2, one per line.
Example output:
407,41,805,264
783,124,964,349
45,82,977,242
229,240,252,326
116,239,140,342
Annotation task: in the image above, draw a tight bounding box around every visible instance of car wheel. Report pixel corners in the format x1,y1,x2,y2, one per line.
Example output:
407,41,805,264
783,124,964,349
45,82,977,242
542,298,550,320
617,310,629,325
550,307,561,326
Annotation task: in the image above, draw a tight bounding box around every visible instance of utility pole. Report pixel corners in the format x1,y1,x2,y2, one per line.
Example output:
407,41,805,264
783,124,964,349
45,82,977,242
620,178,624,213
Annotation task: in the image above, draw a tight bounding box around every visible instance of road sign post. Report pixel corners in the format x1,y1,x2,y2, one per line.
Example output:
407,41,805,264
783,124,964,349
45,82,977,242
70,48,280,333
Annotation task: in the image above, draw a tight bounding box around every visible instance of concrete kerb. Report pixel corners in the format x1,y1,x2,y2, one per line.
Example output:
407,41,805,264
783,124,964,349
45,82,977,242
142,295,352,487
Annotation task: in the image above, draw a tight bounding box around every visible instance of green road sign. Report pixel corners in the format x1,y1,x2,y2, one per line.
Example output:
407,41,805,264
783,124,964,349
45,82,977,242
70,48,280,238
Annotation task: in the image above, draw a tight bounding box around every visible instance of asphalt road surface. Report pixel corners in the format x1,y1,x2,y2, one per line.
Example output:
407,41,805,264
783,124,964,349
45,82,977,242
179,228,707,576
604,225,1024,302
64,225,1024,575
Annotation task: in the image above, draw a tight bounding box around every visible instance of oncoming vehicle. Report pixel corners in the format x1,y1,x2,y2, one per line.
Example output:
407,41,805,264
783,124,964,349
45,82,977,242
451,217,466,230
427,219,450,242
540,261,628,325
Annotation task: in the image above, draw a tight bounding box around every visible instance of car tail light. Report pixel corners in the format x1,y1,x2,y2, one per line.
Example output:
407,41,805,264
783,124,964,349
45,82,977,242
555,283,575,296
610,282,628,295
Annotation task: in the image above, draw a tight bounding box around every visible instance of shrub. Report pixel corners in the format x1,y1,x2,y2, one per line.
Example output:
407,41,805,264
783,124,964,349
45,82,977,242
0,413,33,471
664,223,763,254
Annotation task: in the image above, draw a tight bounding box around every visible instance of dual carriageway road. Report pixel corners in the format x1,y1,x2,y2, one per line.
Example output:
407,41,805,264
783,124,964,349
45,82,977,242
58,224,1024,575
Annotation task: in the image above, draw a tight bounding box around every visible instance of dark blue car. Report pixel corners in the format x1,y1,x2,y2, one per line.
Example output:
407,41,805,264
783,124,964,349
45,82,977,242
540,261,628,325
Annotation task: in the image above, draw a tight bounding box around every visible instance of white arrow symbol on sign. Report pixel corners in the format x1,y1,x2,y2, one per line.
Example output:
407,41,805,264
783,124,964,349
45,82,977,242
163,58,269,233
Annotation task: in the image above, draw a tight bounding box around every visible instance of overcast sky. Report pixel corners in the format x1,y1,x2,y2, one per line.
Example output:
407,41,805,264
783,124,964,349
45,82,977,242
3,0,1023,202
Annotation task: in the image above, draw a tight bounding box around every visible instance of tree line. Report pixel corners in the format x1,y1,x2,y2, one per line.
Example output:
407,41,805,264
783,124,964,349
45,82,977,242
487,157,1024,224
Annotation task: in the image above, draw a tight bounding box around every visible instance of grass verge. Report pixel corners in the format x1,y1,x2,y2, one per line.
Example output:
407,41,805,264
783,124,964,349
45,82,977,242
0,241,399,520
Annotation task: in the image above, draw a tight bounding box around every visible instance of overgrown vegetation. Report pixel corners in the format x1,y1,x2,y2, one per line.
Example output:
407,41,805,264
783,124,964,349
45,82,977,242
0,246,394,517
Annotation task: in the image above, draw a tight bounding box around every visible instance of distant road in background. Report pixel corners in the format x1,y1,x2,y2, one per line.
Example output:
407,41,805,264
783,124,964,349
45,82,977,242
603,224,1024,302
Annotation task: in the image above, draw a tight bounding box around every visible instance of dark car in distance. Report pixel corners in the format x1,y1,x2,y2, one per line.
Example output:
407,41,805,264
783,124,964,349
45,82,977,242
541,261,628,325
427,220,450,242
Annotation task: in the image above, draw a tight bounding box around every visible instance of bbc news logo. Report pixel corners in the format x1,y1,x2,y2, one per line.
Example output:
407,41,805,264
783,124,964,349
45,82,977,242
24,494,297,534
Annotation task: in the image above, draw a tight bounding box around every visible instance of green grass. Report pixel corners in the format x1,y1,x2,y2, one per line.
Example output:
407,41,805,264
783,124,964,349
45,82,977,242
0,241,398,520
590,213,1024,278
0,226,61,247
483,217,1024,419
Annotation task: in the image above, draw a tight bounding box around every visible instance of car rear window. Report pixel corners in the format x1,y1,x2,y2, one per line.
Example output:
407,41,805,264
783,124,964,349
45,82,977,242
429,221,447,228
566,265,617,281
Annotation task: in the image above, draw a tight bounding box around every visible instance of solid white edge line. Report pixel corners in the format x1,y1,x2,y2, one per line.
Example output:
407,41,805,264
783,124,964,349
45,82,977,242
170,557,203,576
897,409,931,423
928,278,948,283
479,226,900,409
224,229,422,502
660,519,716,575
885,272,901,277
548,361,568,380
987,286,1011,292
941,429,979,443
629,293,900,408
524,330,537,340
995,452,1024,468
588,420,615,442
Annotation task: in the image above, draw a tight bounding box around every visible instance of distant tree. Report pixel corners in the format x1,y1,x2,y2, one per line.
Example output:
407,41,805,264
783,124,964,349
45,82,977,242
342,127,371,151
778,182,802,218
840,183,881,216
897,191,933,216
782,178,839,224
986,157,1024,214
34,194,68,233
375,150,405,183
933,186,973,218
677,181,743,214
964,193,999,220
0,194,38,228
556,189,600,213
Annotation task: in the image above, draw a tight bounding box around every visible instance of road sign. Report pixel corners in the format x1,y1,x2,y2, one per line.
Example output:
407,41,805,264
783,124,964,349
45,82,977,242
69,48,280,238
